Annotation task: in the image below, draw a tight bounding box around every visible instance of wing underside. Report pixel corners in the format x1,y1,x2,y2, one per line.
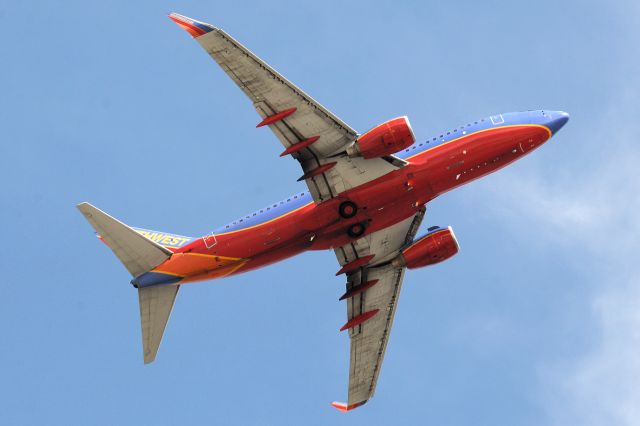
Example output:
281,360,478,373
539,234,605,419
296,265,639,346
343,264,406,405
170,13,403,203
333,208,425,409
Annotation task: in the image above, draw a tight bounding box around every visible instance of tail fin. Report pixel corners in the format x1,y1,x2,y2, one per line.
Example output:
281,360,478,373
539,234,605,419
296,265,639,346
77,202,179,364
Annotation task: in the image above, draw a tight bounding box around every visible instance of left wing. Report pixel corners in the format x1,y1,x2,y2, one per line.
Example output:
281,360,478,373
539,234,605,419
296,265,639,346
332,208,425,411
169,13,403,202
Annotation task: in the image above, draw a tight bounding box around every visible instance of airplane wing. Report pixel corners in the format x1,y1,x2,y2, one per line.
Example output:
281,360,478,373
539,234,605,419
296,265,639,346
332,208,425,411
169,13,405,202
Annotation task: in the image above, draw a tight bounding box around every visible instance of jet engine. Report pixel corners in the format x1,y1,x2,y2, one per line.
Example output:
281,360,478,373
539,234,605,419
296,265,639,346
392,226,459,269
347,116,415,159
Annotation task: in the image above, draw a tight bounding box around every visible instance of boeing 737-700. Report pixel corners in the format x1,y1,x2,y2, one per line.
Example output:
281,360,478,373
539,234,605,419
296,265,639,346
78,13,569,412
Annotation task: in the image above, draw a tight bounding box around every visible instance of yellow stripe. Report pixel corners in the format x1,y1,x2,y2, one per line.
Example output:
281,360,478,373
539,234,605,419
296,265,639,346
215,201,314,237
179,252,244,261
405,124,552,161
221,260,250,277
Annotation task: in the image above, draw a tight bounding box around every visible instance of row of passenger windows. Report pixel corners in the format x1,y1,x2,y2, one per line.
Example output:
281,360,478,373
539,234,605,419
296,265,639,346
224,192,307,228
404,119,486,152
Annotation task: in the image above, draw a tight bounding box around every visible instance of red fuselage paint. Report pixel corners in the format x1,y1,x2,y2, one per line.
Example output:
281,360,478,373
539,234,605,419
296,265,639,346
151,122,554,284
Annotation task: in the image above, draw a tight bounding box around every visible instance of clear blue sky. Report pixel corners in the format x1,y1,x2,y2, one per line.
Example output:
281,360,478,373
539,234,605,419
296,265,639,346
2,1,639,425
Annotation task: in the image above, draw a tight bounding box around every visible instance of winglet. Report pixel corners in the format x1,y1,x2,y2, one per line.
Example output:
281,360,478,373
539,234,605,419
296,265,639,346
168,13,215,38
330,400,367,412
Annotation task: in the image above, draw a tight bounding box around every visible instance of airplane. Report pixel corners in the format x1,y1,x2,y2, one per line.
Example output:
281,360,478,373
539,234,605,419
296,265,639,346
77,13,569,412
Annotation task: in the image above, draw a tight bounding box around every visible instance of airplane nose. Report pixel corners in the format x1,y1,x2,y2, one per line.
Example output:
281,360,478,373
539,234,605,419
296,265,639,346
546,111,569,134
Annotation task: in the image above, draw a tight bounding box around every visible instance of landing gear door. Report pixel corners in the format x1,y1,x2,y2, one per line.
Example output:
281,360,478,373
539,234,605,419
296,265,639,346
203,232,217,249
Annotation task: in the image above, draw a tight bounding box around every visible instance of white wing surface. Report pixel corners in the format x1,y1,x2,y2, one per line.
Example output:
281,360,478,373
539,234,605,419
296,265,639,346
170,13,404,202
332,208,425,410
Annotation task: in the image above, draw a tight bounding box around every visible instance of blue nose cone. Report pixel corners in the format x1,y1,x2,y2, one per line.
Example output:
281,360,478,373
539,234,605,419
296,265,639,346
546,111,569,134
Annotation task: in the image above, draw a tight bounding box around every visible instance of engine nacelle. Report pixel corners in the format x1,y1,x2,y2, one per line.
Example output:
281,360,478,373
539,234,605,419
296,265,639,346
392,226,459,269
347,116,416,159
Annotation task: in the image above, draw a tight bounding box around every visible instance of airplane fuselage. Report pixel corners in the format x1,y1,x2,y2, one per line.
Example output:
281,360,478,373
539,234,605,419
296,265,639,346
132,110,568,288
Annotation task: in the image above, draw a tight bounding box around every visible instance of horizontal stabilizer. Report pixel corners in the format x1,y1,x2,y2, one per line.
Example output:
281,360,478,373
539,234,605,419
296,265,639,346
139,284,180,364
77,202,172,278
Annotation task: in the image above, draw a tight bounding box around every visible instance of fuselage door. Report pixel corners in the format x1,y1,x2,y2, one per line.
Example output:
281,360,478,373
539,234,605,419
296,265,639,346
203,232,217,249
490,114,505,125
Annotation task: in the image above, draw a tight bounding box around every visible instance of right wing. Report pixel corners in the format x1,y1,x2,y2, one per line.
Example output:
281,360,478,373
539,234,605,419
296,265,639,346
332,208,425,410
169,13,404,203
